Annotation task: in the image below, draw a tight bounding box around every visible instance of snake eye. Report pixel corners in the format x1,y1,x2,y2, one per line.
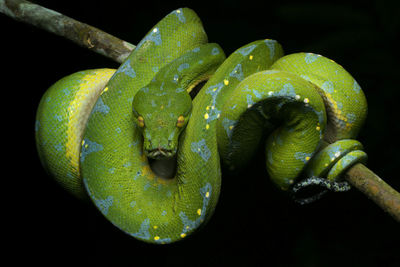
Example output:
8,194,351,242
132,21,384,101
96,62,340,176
137,116,145,127
176,115,185,127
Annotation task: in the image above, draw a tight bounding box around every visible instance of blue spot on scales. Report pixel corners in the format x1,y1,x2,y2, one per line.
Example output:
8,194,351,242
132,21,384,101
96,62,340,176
222,118,237,139
275,83,297,98
229,64,244,81
143,182,151,191
54,143,63,152
54,114,63,122
146,28,162,46
81,139,103,162
179,183,212,235
236,44,257,56
115,59,136,78
321,81,335,93
353,80,361,93
136,27,162,49
246,94,255,106
95,196,114,215
172,74,179,83
340,153,360,166
205,81,224,99
92,97,110,114
206,107,221,122
190,139,211,162
178,63,190,72
62,87,71,96
304,53,320,64
264,39,277,60
294,151,313,163
211,47,220,55
346,113,356,124
173,8,186,23
129,218,151,240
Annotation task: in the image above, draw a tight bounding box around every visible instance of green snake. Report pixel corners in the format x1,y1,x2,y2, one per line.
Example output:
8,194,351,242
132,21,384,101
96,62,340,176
35,8,368,244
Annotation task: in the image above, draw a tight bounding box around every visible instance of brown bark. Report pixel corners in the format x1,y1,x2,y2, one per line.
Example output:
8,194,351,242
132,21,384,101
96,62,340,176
344,163,400,222
0,0,135,63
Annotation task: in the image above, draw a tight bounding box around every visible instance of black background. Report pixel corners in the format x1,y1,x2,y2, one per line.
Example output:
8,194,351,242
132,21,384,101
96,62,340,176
3,0,400,266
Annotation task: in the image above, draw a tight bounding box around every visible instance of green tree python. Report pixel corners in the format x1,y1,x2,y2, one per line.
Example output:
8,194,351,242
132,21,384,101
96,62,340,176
35,8,368,244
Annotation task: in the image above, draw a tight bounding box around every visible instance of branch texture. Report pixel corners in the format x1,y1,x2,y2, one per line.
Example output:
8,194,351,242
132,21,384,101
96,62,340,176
1,0,399,222
345,164,400,222
0,0,135,63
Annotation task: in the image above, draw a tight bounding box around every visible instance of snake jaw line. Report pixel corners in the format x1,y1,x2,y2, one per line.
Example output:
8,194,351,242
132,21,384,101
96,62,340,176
146,148,175,159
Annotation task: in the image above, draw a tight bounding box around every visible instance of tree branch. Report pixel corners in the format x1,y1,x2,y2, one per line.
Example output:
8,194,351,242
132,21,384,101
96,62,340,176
0,0,135,63
1,0,399,222
344,163,400,221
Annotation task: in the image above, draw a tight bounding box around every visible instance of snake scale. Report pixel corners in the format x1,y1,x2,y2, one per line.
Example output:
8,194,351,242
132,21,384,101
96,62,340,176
35,8,368,244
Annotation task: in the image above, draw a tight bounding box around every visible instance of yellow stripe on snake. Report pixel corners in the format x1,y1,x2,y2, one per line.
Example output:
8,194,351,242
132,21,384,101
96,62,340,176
35,8,367,244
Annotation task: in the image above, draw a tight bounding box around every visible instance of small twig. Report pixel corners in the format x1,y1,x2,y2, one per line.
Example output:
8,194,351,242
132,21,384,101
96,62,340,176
1,0,399,222
344,163,400,222
0,0,135,63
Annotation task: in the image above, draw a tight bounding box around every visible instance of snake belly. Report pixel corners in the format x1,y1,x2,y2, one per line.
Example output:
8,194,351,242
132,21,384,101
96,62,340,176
35,8,368,244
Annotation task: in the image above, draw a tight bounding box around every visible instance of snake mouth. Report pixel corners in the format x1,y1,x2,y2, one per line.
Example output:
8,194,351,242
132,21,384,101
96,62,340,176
146,148,175,159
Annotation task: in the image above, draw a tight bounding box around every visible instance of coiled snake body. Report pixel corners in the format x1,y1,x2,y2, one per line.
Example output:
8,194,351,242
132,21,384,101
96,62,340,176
35,8,367,244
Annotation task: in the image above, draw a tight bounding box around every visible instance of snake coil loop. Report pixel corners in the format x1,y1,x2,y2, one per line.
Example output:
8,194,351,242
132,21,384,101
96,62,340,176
290,139,367,204
35,7,369,243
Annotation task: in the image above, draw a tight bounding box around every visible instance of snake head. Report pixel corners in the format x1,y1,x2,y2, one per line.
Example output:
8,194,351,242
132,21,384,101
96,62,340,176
132,85,192,159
